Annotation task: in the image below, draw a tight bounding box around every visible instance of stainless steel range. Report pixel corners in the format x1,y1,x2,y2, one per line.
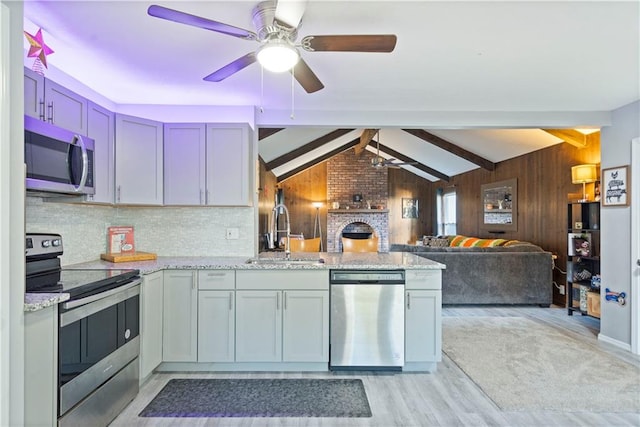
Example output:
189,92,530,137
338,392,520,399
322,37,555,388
26,233,141,426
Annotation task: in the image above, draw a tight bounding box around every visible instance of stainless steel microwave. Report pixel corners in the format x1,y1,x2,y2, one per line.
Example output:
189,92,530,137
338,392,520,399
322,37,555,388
24,115,95,195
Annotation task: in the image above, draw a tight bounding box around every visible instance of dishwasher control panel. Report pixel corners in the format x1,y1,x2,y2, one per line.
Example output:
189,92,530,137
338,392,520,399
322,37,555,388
330,270,405,284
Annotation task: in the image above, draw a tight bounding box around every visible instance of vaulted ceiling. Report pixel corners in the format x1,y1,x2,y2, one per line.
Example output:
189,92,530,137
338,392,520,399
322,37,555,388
23,1,638,180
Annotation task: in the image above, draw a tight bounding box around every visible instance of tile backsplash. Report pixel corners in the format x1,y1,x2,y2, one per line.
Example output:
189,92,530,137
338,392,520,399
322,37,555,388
26,197,255,266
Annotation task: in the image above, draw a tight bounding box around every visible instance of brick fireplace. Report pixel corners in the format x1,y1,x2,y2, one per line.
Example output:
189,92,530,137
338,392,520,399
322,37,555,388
327,209,389,252
326,149,390,252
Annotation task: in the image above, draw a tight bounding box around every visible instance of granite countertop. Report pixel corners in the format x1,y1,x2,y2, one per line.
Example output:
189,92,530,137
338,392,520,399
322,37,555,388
64,252,445,274
25,292,70,312
26,252,444,312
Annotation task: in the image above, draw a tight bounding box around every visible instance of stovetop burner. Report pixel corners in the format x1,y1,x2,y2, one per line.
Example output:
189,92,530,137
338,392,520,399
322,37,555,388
26,233,140,299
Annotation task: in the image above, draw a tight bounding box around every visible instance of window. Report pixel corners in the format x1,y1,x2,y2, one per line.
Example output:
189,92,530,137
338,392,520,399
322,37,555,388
437,187,456,236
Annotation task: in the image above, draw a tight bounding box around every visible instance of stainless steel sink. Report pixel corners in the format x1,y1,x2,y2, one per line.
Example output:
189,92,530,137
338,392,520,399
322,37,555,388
245,257,325,265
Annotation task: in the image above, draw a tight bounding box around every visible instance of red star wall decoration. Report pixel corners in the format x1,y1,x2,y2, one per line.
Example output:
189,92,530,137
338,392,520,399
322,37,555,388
24,28,54,72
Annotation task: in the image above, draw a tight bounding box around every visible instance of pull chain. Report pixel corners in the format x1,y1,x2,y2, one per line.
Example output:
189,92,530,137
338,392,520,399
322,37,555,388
290,67,295,120
260,65,264,113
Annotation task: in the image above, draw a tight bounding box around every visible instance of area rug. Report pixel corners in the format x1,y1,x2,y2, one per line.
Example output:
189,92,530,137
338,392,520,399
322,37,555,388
442,316,640,412
139,378,372,418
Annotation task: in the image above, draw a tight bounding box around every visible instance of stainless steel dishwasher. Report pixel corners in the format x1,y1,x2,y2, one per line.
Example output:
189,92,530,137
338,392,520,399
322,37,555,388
330,270,405,370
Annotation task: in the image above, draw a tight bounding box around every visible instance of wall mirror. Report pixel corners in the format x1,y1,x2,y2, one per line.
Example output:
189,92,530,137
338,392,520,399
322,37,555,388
481,178,517,232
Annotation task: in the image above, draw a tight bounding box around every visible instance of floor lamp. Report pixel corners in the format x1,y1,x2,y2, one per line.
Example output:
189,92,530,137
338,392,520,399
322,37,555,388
312,202,323,251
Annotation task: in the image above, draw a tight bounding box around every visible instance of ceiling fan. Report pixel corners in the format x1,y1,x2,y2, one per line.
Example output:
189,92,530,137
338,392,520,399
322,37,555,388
147,1,397,93
370,130,419,169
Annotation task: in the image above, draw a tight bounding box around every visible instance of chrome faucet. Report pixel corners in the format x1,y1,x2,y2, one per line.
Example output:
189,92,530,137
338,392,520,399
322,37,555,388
270,203,291,259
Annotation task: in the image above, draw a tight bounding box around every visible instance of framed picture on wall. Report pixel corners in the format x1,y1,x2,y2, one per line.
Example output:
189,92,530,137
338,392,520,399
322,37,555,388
602,165,629,207
402,198,418,219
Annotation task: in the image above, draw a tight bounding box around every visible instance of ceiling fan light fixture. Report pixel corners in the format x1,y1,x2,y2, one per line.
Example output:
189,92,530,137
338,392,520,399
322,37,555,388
257,40,299,72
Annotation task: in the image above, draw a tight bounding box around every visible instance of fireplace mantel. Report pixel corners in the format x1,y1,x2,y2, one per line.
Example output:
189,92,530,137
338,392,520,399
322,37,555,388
328,209,388,214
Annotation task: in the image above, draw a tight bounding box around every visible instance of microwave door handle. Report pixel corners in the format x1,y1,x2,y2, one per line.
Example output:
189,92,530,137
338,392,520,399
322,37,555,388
71,134,89,192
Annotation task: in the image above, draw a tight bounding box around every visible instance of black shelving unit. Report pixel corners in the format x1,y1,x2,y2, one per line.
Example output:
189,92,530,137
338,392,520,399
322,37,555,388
566,202,600,317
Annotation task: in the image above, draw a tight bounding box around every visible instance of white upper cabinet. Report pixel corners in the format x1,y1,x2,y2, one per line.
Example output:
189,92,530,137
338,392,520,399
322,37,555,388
205,124,251,206
164,123,206,205
24,67,88,135
86,101,115,204
164,123,252,206
115,113,163,205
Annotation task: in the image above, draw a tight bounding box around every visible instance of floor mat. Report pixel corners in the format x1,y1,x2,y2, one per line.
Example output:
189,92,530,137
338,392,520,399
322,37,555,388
139,378,372,418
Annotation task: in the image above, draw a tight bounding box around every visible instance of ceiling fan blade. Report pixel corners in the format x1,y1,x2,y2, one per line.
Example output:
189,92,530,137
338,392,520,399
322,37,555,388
148,5,257,40
275,0,308,29
291,58,324,93
301,35,397,52
203,52,257,82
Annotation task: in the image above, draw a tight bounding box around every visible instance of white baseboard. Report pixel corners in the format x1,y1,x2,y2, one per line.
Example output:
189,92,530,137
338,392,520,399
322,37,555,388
598,333,632,352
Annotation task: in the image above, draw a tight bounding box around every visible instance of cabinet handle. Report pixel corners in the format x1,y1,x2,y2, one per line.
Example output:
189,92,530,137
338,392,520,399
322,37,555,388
117,185,121,203
284,292,287,310
206,190,210,205
407,292,411,309
229,292,233,310
207,272,227,277
47,101,54,123
276,292,280,310
38,100,45,121
192,271,196,289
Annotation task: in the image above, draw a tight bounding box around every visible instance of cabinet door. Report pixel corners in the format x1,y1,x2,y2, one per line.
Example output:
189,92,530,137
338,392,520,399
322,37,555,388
282,290,329,362
405,290,442,363
235,290,281,362
44,78,88,135
115,113,163,205
86,101,115,204
163,270,197,362
205,124,251,206
24,67,44,119
164,123,206,205
140,271,163,380
24,305,58,427
198,291,235,362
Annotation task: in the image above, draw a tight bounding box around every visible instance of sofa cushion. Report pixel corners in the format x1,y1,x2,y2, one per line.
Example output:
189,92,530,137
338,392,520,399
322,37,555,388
449,235,509,248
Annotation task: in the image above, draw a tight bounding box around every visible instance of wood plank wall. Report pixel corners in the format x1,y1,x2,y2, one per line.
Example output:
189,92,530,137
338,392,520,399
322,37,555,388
260,138,600,306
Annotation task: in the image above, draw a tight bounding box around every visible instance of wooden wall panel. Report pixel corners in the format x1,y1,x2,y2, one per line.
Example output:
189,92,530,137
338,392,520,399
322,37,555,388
387,168,436,244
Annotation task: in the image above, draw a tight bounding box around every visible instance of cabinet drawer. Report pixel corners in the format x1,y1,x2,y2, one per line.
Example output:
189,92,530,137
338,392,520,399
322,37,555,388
236,270,329,290
405,270,442,290
198,270,235,290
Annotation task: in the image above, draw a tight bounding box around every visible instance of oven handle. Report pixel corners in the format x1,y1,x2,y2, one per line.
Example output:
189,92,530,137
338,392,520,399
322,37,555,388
60,280,140,326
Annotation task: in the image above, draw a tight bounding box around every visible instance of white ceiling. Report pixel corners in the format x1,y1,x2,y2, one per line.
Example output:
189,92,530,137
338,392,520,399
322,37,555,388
23,1,639,180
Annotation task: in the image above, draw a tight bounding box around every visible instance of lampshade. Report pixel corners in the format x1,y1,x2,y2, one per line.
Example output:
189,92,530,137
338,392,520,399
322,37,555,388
311,202,323,208
571,164,597,184
257,40,299,73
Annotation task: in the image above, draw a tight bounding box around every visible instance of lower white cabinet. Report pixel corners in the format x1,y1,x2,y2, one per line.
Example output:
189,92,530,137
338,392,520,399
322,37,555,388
235,290,329,363
140,271,163,381
235,270,329,363
404,269,442,369
282,290,329,362
163,270,198,362
405,290,442,363
24,305,58,427
198,290,235,362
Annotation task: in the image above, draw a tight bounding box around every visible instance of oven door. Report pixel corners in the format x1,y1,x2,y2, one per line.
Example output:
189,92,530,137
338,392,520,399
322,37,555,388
58,280,140,417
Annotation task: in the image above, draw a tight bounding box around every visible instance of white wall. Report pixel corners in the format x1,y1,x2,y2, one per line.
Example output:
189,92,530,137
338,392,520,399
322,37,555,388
600,100,640,349
1,1,25,424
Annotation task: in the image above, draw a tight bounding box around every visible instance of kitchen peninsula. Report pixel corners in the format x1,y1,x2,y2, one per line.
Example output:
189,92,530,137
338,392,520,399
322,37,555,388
31,252,444,377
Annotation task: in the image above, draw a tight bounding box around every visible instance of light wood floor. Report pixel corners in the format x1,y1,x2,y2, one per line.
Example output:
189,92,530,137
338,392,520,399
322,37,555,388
111,306,640,427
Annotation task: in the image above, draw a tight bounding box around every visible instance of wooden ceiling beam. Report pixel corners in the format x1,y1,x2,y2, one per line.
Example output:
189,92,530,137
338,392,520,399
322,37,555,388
277,138,360,183
265,129,354,171
368,141,450,182
542,129,599,148
402,128,496,171
258,128,284,140
354,128,379,155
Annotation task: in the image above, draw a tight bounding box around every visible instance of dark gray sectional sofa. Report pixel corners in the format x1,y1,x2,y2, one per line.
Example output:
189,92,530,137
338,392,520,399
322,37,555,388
392,242,553,306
